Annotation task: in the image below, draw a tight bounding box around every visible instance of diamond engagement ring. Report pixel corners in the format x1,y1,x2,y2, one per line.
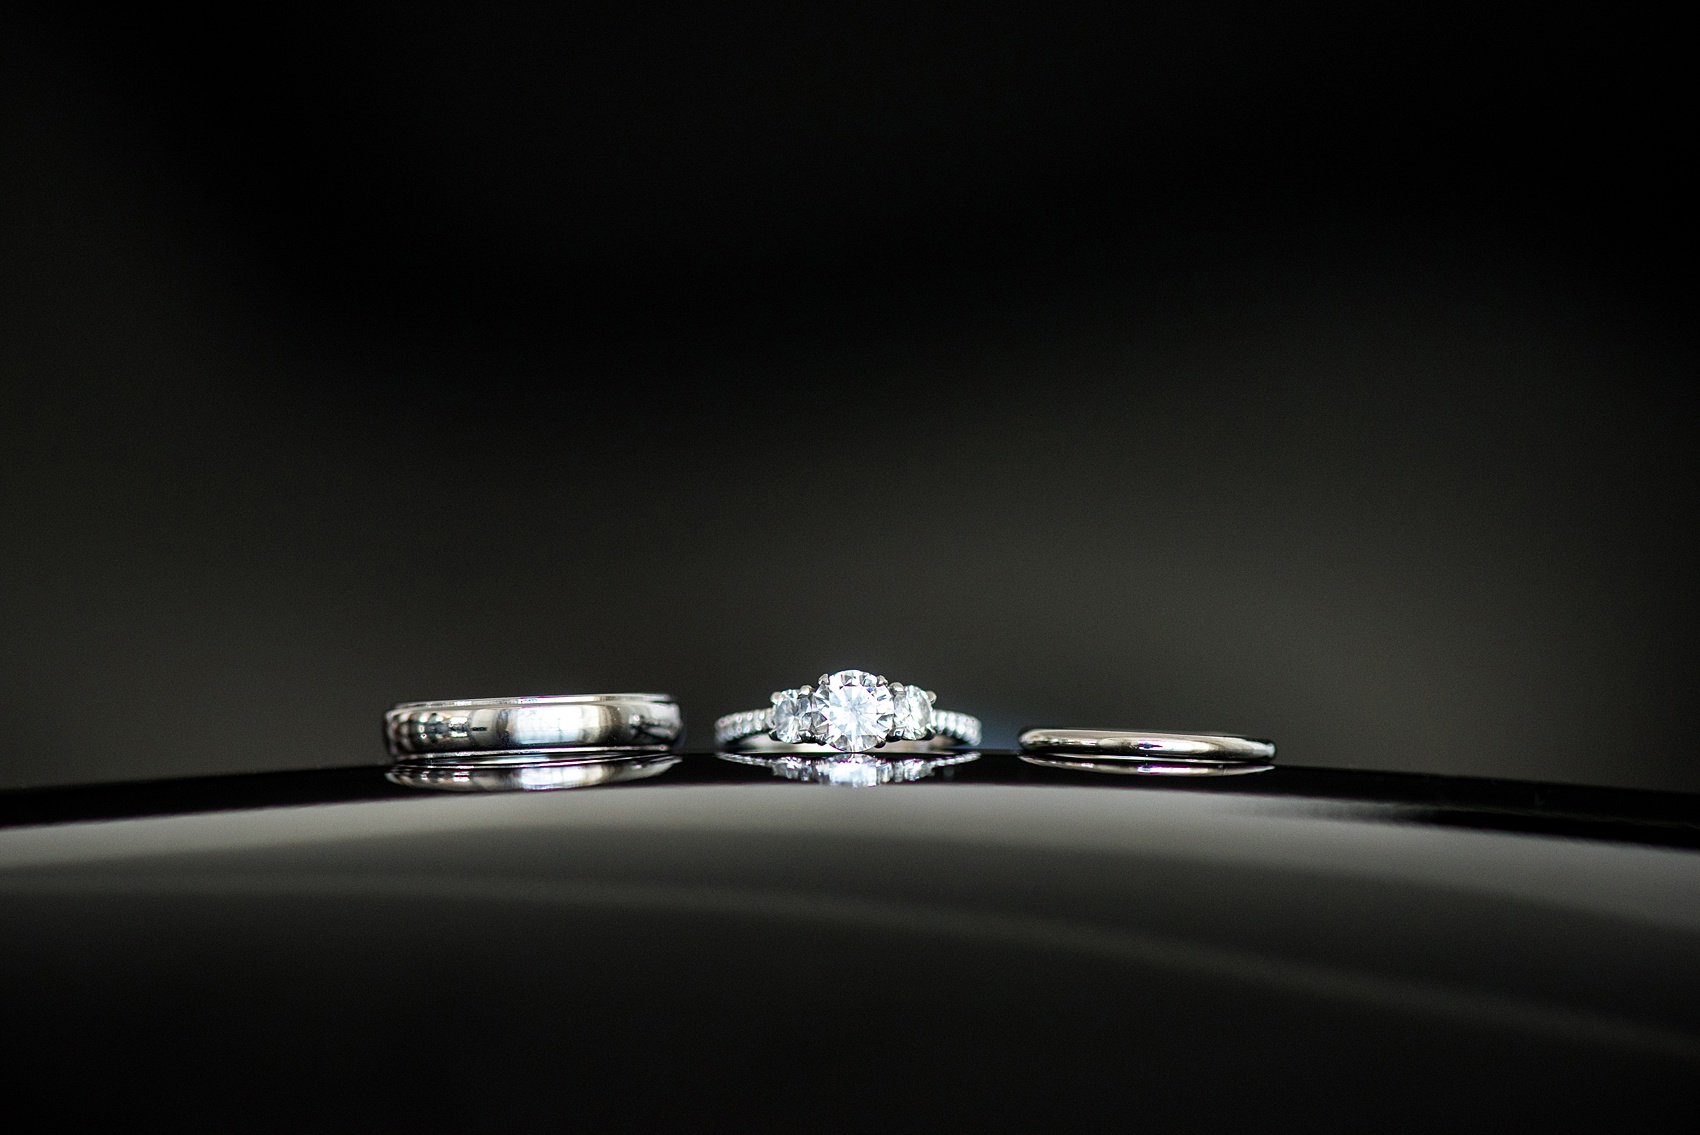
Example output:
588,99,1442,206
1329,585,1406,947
715,669,981,753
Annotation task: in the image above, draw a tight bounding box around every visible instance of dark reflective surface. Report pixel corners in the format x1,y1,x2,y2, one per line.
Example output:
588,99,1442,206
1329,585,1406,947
1,755,1696,1129
5,753,1697,850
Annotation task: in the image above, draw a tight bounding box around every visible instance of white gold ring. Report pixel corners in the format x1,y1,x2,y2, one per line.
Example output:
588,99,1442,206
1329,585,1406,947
385,693,682,760
1018,728,1275,778
1017,728,1275,761
716,669,981,753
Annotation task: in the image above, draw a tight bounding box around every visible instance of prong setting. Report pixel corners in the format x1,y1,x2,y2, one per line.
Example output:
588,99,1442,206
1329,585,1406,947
810,669,896,752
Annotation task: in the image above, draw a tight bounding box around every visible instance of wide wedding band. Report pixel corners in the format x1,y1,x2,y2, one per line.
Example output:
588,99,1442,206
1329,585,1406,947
385,693,682,760
1018,728,1275,761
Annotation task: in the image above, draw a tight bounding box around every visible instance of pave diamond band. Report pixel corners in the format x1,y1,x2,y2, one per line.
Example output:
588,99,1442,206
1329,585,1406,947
716,670,980,753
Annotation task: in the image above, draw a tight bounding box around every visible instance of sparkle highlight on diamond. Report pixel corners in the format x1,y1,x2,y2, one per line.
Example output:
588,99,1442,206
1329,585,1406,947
813,669,895,752
893,683,935,740
768,687,814,744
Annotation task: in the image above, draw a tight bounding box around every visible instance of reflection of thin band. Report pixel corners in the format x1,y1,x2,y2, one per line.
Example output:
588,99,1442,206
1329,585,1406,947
1020,755,1272,777
1017,728,1275,762
385,693,681,759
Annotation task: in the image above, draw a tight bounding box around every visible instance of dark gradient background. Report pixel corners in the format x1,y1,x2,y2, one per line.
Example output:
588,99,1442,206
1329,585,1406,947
2,5,1694,791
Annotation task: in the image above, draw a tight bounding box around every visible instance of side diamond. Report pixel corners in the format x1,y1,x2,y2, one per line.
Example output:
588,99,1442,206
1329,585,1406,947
768,687,814,744
892,684,934,740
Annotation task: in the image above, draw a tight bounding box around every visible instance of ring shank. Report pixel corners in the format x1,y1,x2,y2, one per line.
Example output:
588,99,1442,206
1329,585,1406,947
715,706,981,751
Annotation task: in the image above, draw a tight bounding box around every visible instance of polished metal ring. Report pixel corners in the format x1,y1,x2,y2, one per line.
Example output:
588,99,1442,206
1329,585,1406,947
716,669,981,753
385,693,682,760
1018,728,1275,761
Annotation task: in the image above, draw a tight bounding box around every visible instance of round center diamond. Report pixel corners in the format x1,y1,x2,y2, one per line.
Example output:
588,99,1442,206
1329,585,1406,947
813,670,895,751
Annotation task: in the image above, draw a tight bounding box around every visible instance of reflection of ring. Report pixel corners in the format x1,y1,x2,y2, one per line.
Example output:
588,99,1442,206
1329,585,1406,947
715,670,980,753
385,694,682,759
1018,728,1274,761
718,751,979,787
1021,755,1272,777
388,753,679,792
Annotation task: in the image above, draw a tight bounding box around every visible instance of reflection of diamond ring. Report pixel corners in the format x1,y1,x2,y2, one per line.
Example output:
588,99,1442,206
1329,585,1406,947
718,750,980,786
715,670,981,753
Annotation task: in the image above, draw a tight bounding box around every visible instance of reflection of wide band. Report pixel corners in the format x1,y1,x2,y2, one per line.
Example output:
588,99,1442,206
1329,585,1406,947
1017,728,1275,761
385,694,682,759
388,754,679,791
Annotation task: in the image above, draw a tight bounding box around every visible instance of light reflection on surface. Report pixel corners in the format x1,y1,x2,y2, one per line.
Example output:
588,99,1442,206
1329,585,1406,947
1020,755,1273,777
719,751,980,786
